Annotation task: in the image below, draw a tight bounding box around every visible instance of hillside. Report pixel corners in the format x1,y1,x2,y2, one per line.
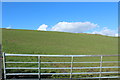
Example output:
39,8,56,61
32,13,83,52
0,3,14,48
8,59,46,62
2,28,118,55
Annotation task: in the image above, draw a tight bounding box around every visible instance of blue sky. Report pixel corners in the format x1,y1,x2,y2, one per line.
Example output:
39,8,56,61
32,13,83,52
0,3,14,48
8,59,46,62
2,2,118,36
2,0,120,2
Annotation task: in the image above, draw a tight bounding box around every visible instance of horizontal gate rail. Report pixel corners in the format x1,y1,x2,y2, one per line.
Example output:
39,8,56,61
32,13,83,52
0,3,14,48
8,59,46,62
5,66,120,69
3,53,120,80
5,61,119,64
4,76,120,80
6,71,119,75
5,53,119,57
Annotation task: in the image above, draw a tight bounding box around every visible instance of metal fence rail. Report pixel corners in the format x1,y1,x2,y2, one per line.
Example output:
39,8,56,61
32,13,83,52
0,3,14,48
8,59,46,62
3,52,120,80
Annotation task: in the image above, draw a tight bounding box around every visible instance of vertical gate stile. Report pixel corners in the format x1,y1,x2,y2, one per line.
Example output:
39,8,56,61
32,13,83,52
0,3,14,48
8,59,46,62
3,52,6,80
70,56,74,79
38,56,41,80
99,56,103,80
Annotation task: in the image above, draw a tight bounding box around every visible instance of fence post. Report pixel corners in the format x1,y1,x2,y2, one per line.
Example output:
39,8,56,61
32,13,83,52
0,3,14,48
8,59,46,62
99,56,103,80
3,52,6,80
38,56,41,80
70,56,73,79
0,44,2,80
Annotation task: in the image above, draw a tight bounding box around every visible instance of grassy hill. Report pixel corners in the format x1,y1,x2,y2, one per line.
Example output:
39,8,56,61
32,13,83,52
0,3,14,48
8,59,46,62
2,28,118,55
1,29,119,79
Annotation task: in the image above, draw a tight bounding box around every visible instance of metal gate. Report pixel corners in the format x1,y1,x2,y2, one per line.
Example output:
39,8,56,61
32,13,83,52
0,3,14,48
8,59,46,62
2,52,120,80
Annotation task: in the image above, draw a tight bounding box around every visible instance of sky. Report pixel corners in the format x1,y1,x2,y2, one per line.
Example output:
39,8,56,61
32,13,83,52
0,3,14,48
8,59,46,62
2,0,120,2
2,2,118,36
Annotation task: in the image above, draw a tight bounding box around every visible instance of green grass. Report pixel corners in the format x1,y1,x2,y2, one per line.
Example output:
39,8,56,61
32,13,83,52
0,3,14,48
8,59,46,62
2,28,119,79
2,28,118,55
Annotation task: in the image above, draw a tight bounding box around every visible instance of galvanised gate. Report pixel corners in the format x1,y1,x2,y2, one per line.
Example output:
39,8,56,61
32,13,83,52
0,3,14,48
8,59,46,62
2,52,120,80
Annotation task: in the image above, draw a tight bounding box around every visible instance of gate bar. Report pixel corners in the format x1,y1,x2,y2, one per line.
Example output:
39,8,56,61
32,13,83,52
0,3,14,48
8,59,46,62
70,56,73,79
3,52,6,80
38,56,41,80
99,56,103,80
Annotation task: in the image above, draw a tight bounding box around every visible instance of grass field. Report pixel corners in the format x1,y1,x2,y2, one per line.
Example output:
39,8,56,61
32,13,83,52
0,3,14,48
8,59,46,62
2,28,118,55
2,28,119,79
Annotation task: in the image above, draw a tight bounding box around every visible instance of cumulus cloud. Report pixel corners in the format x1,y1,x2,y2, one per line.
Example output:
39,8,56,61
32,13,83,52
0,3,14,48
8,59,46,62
91,27,118,37
115,33,118,37
6,27,11,29
51,22,99,33
37,22,118,37
37,24,48,31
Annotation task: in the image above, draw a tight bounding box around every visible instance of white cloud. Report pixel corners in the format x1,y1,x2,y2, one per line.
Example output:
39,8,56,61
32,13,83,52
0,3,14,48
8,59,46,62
37,22,118,37
91,27,118,37
51,22,99,33
37,24,48,31
115,33,118,37
6,27,11,29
